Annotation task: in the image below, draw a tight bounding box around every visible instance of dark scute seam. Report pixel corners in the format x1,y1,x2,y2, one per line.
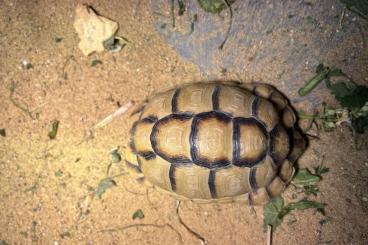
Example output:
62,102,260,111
265,185,273,199
232,118,240,165
251,96,260,118
249,168,258,192
138,151,156,160
171,88,181,113
125,160,142,173
141,115,158,123
212,85,220,111
169,164,177,192
208,169,217,198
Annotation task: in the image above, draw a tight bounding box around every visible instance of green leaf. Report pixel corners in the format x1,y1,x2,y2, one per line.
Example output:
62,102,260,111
263,197,284,230
0,128,5,137
286,199,326,215
329,83,368,109
293,169,321,186
48,120,59,139
197,0,234,13
313,165,329,177
94,178,116,199
0,240,9,245
132,209,145,220
303,185,319,196
328,82,354,98
352,115,368,133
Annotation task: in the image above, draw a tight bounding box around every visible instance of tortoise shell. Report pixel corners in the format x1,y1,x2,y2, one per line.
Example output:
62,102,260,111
127,82,306,205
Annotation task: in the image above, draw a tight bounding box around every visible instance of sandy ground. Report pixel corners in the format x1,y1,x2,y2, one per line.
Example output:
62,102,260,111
0,1,367,244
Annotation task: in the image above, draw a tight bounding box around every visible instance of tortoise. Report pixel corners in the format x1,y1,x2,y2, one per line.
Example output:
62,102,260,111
124,82,306,205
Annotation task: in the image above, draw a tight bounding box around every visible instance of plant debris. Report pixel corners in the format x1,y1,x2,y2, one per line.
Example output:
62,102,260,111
197,0,234,13
55,37,63,43
0,128,5,137
339,0,368,21
293,169,321,186
103,36,128,53
9,81,37,120
110,148,122,163
59,231,71,238
264,197,326,231
132,209,145,220
48,120,60,139
190,14,198,34
91,59,103,67
177,0,186,15
54,169,63,177
21,60,33,69
197,0,235,50
293,164,329,196
94,178,116,199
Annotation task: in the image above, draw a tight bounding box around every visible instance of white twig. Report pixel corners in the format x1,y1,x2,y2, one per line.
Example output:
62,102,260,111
93,101,133,129
267,225,272,245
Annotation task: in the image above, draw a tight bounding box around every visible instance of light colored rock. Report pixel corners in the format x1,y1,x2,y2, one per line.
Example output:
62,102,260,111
73,4,119,56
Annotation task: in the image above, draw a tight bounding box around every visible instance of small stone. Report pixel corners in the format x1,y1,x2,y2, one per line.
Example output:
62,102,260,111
73,4,119,56
362,197,368,202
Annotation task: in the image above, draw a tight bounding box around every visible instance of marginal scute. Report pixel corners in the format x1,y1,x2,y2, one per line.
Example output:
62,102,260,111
254,97,279,131
131,119,155,154
282,105,296,128
267,177,285,197
288,128,307,163
269,91,287,111
249,188,270,205
279,159,295,183
254,84,274,98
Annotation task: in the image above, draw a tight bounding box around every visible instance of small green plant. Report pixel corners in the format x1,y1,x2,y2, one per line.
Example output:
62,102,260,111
264,197,325,231
298,64,368,134
264,163,329,230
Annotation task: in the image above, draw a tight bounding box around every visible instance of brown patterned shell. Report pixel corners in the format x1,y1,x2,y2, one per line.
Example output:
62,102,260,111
128,83,306,205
